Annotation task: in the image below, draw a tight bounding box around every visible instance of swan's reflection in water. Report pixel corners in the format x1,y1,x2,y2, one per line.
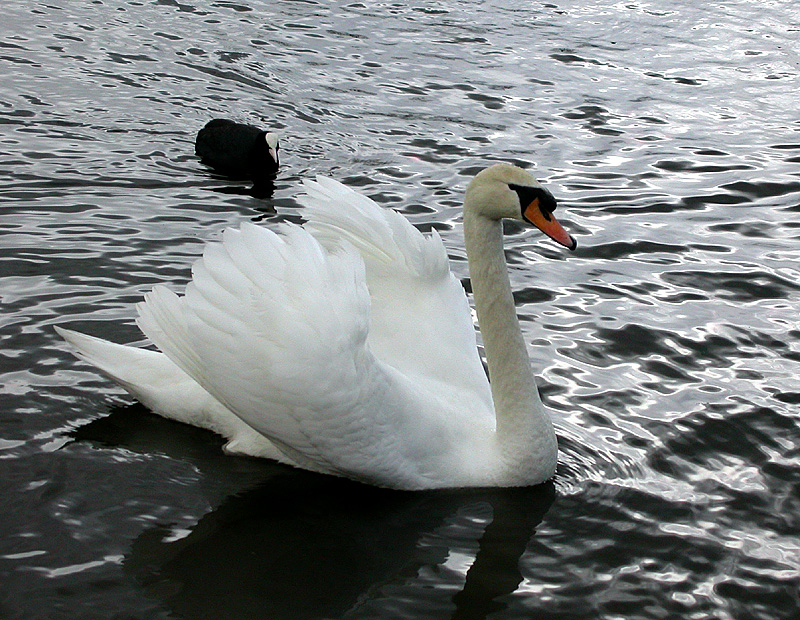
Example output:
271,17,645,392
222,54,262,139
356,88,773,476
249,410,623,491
73,406,555,619
127,480,554,620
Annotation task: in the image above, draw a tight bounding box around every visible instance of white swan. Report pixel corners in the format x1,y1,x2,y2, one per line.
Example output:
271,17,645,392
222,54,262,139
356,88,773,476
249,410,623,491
57,164,576,490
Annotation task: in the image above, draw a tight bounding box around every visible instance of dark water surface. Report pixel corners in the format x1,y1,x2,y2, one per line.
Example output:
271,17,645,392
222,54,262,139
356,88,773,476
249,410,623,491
2,1,799,618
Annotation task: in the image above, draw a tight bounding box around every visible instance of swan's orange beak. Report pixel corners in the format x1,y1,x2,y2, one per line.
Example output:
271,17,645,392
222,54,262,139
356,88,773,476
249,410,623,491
523,201,577,251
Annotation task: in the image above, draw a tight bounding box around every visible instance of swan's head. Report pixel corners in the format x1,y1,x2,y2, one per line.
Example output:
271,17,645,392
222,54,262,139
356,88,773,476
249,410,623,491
465,164,577,250
264,132,280,167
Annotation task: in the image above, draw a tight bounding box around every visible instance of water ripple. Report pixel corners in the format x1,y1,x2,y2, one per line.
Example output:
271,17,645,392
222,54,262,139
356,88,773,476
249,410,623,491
2,0,800,618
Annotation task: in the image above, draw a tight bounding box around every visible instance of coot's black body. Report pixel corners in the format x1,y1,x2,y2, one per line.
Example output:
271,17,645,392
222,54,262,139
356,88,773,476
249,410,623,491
195,119,279,185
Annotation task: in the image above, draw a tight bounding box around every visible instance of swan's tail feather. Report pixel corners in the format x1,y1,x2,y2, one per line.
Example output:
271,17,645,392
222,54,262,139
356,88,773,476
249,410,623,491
55,325,215,424
55,326,294,463
55,326,165,389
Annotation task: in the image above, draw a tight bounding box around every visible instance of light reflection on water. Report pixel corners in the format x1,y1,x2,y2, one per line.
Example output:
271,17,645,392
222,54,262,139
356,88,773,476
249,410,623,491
1,0,799,618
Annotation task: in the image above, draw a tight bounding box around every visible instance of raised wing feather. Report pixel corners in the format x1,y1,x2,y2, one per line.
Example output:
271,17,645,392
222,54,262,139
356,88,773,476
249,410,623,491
299,177,448,277
299,178,492,407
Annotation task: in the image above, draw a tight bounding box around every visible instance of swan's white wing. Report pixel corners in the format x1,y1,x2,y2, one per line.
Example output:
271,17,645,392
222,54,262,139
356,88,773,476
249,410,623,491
299,177,493,413
135,223,466,488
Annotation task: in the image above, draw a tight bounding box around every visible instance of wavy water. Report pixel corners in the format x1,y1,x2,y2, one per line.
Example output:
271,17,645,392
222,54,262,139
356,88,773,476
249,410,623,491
1,1,799,618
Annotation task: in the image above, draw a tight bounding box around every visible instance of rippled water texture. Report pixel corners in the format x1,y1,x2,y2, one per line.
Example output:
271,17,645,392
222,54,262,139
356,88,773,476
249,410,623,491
2,1,799,618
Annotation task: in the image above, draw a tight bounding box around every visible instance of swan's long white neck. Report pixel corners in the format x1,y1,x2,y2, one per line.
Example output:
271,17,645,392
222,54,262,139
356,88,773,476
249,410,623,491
463,208,557,478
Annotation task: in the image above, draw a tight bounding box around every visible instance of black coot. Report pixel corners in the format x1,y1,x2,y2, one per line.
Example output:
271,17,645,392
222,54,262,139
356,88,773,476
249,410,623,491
195,119,279,187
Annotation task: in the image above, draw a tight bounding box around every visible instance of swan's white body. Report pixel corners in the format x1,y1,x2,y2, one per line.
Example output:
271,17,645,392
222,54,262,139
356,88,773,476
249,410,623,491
58,165,574,490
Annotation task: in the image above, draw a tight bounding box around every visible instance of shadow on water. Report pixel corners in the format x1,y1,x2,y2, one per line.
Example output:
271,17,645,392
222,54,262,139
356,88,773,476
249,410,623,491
206,180,276,200
71,407,556,620
197,162,277,200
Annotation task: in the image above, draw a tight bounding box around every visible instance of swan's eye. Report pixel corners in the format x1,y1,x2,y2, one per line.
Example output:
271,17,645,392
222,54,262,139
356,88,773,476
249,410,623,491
508,184,558,220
